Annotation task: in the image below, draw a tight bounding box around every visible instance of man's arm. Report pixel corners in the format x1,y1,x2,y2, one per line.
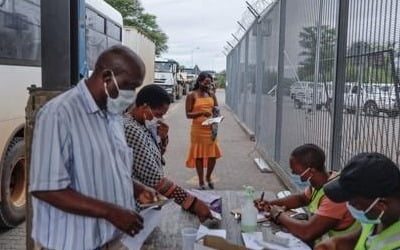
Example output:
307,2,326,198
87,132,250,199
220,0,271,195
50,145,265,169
32,188,143,237
314,229,361,250
273,210,339,243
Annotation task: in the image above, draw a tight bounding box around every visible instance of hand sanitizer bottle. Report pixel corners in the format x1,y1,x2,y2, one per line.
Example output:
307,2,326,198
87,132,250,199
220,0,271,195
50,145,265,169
241,185,257,232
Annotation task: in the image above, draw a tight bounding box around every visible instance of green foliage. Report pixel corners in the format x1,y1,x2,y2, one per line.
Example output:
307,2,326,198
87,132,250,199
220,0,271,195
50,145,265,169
216,70,226,88
298,26,395,84
297,26,336,82
105,0,168,55
345,64,393,83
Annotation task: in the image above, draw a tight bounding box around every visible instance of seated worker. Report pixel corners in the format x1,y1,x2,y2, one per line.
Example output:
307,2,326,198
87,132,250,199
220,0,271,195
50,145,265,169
255,144,358,244
124,84,212,222
315,153,400,250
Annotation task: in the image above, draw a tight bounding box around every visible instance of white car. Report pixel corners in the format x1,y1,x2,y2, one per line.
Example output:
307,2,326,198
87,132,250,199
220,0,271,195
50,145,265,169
344,83,399,117
290,81,332,110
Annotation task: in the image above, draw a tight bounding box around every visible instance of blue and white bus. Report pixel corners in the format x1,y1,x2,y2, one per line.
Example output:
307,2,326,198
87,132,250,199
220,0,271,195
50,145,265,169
0,0,123,228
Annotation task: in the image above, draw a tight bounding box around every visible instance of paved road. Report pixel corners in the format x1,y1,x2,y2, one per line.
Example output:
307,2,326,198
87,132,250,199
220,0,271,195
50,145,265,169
162,90,284,191
0,89,284,249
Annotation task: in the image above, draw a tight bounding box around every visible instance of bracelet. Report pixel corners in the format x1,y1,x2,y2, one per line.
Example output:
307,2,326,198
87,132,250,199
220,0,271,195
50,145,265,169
182,196,197,211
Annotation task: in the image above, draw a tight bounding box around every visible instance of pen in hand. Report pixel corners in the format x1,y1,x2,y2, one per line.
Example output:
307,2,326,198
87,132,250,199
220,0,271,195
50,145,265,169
260,191,264,201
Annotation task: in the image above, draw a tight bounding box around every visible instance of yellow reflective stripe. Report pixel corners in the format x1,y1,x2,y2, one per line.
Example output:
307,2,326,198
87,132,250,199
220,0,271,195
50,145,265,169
369,221,400,250
308,187,325,213
328,220,361,237
355,224,374,250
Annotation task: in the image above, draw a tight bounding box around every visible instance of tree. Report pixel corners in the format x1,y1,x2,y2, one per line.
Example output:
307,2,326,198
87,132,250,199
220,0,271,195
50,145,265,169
215,70,226,88
346,41,395,83
105,0,168,55
297,26,336,82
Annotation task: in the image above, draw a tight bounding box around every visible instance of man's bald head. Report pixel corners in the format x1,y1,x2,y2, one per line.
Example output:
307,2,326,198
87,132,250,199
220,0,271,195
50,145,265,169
93,45,146,89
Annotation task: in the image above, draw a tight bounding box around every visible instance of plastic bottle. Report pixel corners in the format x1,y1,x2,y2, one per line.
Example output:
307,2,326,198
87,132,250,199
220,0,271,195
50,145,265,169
241,185,257,232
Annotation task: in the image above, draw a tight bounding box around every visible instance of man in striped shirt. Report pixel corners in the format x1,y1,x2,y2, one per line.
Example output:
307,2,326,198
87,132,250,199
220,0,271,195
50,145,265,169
30,46,145,250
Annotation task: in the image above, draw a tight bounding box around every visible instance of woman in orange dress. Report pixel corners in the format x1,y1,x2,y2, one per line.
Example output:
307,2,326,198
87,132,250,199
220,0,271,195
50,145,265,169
186,72,222,189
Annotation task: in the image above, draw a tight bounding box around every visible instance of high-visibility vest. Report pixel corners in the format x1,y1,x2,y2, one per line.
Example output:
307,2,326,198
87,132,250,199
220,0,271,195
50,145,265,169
354,221,400,250
308,187,360,238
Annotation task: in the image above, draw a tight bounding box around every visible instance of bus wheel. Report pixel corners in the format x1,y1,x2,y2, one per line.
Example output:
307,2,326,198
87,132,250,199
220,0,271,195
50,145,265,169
0,138,26,228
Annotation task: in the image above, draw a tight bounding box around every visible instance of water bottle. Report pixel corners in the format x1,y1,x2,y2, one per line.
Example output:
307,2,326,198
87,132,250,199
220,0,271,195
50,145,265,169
241,185,257,232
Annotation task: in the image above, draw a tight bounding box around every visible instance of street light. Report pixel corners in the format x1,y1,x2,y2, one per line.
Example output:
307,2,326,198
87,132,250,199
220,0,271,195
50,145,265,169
191,47,200,67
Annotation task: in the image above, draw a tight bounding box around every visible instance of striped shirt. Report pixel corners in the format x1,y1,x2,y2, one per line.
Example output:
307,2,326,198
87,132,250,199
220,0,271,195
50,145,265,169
29,80,136,250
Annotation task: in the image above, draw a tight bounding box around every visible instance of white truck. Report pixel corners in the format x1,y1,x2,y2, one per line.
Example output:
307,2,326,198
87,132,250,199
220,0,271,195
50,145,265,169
290,81,332,110
154,58,183,102
344,83,399,117
183,68,198,91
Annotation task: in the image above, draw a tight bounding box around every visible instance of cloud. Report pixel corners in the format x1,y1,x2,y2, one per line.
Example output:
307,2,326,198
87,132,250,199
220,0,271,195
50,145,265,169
141,0,246,71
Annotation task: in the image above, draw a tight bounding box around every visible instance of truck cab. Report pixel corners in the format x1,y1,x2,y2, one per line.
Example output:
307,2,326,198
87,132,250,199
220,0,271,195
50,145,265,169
154,58,183,102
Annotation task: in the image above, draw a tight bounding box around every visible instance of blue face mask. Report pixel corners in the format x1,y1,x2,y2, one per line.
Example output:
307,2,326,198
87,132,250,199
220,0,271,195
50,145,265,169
346,198,384,225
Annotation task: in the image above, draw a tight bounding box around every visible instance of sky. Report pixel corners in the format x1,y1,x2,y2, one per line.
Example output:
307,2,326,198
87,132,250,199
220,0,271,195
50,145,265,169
141,0,247,72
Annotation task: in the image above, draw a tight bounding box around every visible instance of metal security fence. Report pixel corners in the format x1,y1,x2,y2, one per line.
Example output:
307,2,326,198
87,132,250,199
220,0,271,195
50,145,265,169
226,0,400,185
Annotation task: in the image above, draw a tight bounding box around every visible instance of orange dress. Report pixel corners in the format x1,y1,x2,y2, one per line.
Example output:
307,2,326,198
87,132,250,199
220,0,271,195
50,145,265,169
186,96,222,168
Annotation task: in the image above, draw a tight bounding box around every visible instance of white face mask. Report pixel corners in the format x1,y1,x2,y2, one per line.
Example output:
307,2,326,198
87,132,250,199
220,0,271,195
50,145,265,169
104,71,136,114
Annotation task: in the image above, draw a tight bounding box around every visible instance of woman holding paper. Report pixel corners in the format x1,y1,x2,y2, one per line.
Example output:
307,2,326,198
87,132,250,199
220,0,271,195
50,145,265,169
186,72,222,190
124,85,212,222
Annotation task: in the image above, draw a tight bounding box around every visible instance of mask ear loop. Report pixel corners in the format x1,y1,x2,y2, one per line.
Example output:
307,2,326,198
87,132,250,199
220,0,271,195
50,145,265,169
109,70,120,92
104,70,120,98
365,198,384,220
300,167,311,178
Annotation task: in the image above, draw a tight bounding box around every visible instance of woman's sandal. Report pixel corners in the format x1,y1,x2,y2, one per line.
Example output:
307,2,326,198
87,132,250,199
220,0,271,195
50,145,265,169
207,181,214,190
199,184,206,190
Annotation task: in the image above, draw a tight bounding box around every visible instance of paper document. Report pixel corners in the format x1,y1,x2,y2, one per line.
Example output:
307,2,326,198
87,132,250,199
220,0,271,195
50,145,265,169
210,210,222,221
197,225,227,241
122,208,162,250
138,198,173,209
231,208,269,223
241,231,311,250
202,116,224,126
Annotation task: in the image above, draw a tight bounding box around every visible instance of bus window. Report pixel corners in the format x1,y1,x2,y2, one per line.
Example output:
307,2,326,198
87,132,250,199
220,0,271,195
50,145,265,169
86,8,107,70
106,20,121,41
0,0,40,66
86,8,105,33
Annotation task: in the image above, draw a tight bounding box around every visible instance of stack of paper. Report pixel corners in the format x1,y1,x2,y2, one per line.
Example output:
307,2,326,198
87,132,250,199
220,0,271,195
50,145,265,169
197,225,227,241
122,208,162,250
241,231,311,250
202,116,224,126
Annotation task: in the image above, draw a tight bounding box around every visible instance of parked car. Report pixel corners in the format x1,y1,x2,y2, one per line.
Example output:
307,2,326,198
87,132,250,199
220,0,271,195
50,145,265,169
290,81,332,110
344,83,399,117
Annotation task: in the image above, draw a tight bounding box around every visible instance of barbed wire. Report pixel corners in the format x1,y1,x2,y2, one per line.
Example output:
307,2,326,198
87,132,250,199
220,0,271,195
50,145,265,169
225,0,276,54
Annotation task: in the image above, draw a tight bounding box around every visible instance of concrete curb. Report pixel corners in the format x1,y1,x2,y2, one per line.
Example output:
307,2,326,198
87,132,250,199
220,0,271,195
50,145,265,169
224,105,256,141
257,148,302,193
223,101,301,193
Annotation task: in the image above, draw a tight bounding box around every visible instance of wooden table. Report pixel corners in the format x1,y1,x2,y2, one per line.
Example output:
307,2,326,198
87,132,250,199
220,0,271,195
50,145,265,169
142,190,278,250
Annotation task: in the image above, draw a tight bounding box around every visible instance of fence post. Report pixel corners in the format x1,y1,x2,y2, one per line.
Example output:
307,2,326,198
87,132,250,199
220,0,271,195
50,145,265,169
330,0,350,171
274,0,287,163
255,21,264,139
242,35,250,122
312,0,324,112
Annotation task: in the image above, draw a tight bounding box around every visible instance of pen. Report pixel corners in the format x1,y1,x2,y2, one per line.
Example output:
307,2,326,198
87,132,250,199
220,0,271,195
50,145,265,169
260,191,265,201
